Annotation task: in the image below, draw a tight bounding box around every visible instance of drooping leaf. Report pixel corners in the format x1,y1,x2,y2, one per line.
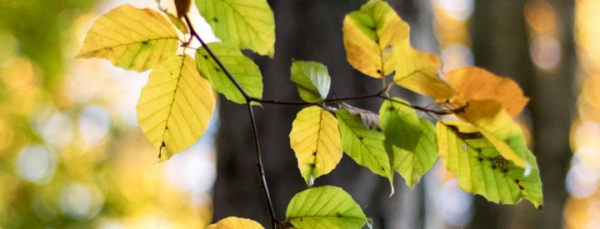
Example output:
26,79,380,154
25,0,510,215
393,43,455,99
340,103,380,130
196,0,275,57
77,4,179,72
436,121,543,208
379,98,422,150
286,186,367,229
166,13,190,34
174,0,192,18
290,61,331,103
196,43,263,104
136,55,215,160
446,67,529,117
207,217,264,229
289,106,342,186
457,100,528,168
343,0,409,78
392,118,438,188
336,109,393,183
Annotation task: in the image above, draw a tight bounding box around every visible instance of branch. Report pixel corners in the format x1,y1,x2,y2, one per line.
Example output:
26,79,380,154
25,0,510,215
184,16,282,229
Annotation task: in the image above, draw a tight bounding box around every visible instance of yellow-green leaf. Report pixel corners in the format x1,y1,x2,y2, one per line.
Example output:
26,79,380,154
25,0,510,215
457,100,528,168
290,61,331,103
196,43,263,104
446,67,529,117
196,0,275,57
343,0,409,78
336,109,393,183
393,43,455,99
392,118,438,188
136,55,215,160
166,13,190,34
436,121,543,208
379,98,422,150
207,217,264,229
290,106,342,186
77,4,179,72
286,186,367,229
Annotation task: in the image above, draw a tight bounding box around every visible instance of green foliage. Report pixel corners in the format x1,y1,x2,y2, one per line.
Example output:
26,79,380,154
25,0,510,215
77,0,545,227
286,186,367,229
196,42,263,104
290,61,331,103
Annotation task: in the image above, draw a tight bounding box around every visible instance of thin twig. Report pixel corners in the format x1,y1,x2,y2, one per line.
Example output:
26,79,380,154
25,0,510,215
184,15,281,228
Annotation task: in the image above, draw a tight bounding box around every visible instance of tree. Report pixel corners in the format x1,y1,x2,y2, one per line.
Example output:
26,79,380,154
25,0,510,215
77,0,544,228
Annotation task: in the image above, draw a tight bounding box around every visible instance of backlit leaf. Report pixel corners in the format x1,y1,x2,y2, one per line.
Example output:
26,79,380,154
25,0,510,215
392,118,438,188
166,13,190,34
393,43,455,99
336,109,393,183
343,0,409,78
379,97,422,150
196,0,275,57
136,55,215,160
290,61,331,103
290,106,342,186
340,103,380,130
77,4,179,72
436,121,543,208
207,217,264,229
196,43,263,104
286,186,367,229
446,67,529,117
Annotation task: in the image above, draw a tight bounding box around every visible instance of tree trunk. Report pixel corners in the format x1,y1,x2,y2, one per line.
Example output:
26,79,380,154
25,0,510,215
211,1,436,228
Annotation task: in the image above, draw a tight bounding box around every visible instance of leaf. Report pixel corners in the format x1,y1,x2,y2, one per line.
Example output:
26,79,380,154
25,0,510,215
207,217,264,229
196,0,275,57
340,103,380,130
436,121,543,208
343,0,409,78
77,4,179,72
136,55,215,160
393,43,455,99
446,67,529,117
336,109,392,182
457,100,528,168
290,61,331,103
286,186,367,229
290,106,342,186
166,13,190,34
196,43,263,104
392,118,438,188
379,98,422,150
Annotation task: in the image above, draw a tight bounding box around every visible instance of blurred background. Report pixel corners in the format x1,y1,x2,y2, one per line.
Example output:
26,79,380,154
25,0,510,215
0,0,597,228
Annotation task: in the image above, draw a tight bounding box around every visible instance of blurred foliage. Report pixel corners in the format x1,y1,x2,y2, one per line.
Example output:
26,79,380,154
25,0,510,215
0,0,213,228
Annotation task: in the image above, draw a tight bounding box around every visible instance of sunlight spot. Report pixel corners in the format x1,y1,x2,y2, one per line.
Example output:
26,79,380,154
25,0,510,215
16,145,57,184
79,105,111,147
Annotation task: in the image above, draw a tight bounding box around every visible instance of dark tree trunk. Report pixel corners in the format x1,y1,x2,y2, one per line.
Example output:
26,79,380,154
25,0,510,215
211,1,437,228
469,0,574,228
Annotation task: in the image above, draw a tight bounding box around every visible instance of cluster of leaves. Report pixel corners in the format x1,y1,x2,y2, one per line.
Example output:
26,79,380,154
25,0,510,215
77,0,543,228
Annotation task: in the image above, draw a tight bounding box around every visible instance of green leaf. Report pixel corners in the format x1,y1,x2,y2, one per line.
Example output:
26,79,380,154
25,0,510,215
196,0,275,57
207,217,264,229
343,0,409,78
336,109,393,183
77,4,179,72
290,106,342,186
392,118,438,188
196,43,263,104
286,186,367,229
379,98,422,150
136,55,215,160
436,121,543,208
290,61,331,103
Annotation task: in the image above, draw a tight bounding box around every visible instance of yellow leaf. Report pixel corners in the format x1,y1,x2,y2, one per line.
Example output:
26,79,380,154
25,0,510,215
343,0,409,78
446,67,529,117
290,106,342,185
393,42,455,99
207,217,264,229
77,4,179,72
136,55,215,160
